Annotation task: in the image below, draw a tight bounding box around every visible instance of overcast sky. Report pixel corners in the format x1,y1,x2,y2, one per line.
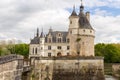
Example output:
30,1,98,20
0,0,120,43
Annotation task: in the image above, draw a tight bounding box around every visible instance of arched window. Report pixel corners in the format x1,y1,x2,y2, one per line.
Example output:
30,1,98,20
57,52,62,56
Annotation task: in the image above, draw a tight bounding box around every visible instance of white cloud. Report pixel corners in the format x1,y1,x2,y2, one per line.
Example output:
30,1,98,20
91,15,120,43
0,0,120,43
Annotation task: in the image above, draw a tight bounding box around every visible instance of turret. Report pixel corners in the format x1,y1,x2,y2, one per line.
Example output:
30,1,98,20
68,0,95,57
40,28,45,56
69,5,79,32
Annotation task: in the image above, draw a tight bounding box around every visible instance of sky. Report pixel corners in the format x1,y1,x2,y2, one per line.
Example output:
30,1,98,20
0,0,120,43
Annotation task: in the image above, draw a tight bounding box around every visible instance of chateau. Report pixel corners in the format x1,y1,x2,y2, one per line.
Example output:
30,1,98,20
29,2,94,58
29,1,104,80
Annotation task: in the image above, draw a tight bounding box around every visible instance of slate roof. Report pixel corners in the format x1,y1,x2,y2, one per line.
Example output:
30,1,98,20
79,12,93,29
30,37,40,44
30,31,68,44
45,31,68,43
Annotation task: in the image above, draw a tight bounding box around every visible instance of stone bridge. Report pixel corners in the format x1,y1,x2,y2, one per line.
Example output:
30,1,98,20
0,54,31,80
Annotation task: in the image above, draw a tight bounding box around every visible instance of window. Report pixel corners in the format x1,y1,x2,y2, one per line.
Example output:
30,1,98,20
57,52,62,56
35,48,37,54
67,53,70,56
58,38,62,43
57,46,61,49
41,47,43,50
48,53,51,57
90,30,92,33
83,30,85,32
48,38,52,43
33,48,34,54
67,38,70,43
48,46,51,50
67,46,70,50
58,33,61,36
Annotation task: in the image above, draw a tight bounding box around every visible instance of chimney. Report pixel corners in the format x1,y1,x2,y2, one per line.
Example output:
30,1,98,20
86,12,90,21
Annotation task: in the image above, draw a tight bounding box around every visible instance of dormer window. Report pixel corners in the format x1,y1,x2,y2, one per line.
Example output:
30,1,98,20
59,33,61,36
58,33,62,36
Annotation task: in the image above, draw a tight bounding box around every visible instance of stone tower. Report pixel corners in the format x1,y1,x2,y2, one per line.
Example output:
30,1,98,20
68,1,95,56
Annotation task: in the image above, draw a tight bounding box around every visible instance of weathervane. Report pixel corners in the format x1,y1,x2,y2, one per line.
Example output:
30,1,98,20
80,0,83,5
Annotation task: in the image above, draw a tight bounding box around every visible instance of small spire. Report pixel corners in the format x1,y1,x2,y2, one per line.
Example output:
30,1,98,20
70,5,77,16
81,0,83,6
36,27,39,37
80,0,84,12
73,5,75,11
40,28,44,38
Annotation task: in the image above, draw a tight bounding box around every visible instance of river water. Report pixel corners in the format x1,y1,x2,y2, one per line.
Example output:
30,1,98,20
105,75,117,80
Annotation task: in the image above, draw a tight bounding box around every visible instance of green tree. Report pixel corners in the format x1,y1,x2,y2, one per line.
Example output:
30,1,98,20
95,43,106,56
95,43,120,63
14,44,29,58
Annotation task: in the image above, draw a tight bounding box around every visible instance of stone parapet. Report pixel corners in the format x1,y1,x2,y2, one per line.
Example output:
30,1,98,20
0,54,23,64
31,56,104,60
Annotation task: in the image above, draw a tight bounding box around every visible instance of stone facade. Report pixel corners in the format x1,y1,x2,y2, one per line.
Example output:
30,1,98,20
0,54,24,80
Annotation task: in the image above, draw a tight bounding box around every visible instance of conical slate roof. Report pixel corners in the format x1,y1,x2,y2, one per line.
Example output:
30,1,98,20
70,6,77,17
78,1,93,30
79,12,93,29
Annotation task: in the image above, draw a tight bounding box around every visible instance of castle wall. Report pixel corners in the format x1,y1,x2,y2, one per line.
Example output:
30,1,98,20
32,57,104,80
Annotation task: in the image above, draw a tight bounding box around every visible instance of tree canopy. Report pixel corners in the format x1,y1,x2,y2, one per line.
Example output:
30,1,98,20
95,43,120,63
0,44,29,58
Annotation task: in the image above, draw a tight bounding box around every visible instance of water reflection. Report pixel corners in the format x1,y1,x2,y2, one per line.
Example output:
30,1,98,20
105,75,117,80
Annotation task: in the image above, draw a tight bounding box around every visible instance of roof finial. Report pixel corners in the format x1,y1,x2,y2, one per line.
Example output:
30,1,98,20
81,0,83,6
36,27,39,37
40,28,44,38
80,0,84,12
73,5,75,11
